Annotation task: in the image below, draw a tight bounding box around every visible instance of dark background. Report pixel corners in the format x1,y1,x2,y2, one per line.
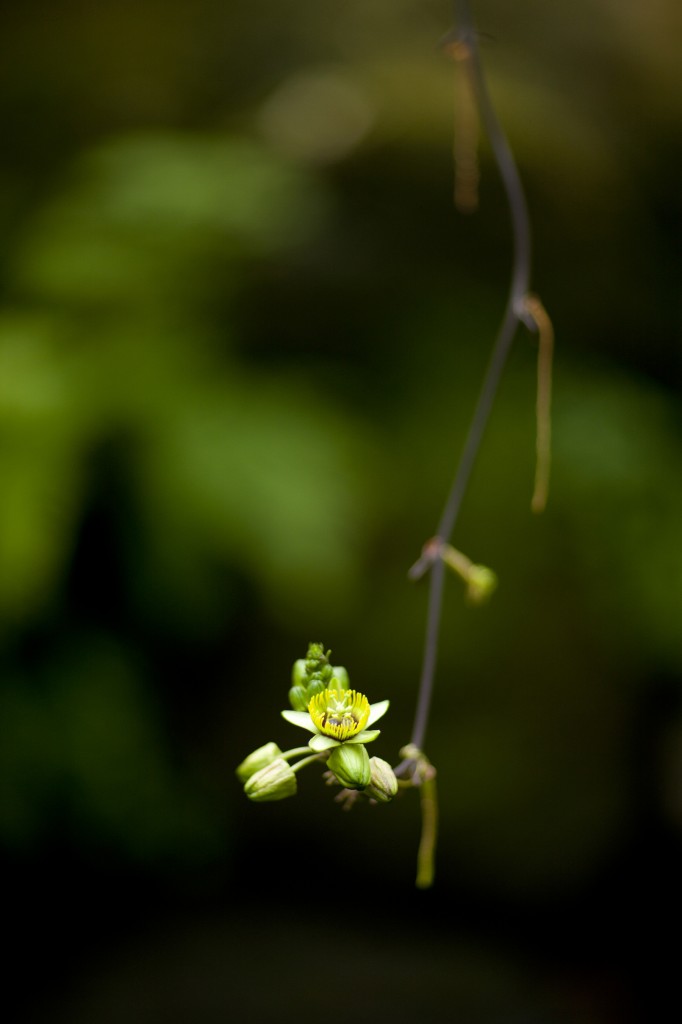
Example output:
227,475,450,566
2,2,681,1021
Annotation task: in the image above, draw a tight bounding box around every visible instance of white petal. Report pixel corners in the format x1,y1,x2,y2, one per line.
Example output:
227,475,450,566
281,709,317,734
309,733,339,752
366,700,389,727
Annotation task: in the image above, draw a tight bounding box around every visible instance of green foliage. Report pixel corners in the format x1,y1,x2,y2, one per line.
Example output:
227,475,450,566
0,134,371,858
0,1,680,905
555,368,682,663
0,637,218,859
0,135,370,636
15,135,328,304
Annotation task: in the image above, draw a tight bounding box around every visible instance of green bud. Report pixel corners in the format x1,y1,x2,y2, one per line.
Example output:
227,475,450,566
305,641,328,663
366,757,399,802
244,758,297,802
466,565,497,605
236,742,283,782
303,643,332,681
331,665,350,689
327,743,371,790
306,678,327,699
288,685,309,711
290,644,352,714
292,659,308,687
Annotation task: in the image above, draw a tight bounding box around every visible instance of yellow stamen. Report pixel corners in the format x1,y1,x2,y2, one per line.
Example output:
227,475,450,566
308,689,371,741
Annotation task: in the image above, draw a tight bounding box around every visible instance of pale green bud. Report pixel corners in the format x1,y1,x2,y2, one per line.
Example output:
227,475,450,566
236,742,283,782
292,659,308,687
327,743,371,790
466,565,497,605
290,646,348,712
366,757,399,802
331,665,350,688
244,758,297,802
288,685,309,711
306,678,327,699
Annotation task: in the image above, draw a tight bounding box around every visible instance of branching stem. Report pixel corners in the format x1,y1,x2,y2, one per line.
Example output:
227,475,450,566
409,0,535,752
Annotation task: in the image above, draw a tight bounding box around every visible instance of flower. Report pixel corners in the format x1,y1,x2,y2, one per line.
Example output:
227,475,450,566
281,687,389,752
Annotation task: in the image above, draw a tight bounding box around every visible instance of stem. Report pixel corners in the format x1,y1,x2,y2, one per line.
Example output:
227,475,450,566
411,558,446,751
291,753,325,773
525,294,554,514
409,0,533,751
416,771,438,889
452,1,532,308
439,544,474,580
281,746,317,761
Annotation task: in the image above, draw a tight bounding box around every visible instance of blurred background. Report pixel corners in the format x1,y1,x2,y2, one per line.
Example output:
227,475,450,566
1,1,681,1020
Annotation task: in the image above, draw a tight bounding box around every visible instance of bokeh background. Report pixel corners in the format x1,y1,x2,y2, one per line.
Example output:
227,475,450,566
2,1,681,1021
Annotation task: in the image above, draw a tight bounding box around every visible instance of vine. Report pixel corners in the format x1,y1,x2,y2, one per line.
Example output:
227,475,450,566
237,0,553,888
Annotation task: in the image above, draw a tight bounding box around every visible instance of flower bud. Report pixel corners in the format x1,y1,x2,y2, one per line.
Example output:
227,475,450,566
243,758,297,801
288,685,309,711
327,743,371,790
466,565,497,605
236,742,283,782
291,659,308,687
331,665,350,689
366,757,399,802
306,678,327,700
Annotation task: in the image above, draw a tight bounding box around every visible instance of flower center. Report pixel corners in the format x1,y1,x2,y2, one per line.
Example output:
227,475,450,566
308,689,371,741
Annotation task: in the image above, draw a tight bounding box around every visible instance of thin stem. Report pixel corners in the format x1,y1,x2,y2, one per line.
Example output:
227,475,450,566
281,746,317,761
409,0,533,750
291,753,325,773
416,770,438,889
453,1,532,306
451,43,480,213
411,558,446,751
524,294,554,514
436,302,520,545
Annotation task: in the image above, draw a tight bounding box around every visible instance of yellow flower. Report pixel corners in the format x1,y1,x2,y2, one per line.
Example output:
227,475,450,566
281,687,389,752
309,689,370,740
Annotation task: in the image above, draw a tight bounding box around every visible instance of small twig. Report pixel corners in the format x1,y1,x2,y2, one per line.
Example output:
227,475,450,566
400,745,438,887
416,769,438,888
446,38,480,212
523,294,554,514
408,536,443,581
